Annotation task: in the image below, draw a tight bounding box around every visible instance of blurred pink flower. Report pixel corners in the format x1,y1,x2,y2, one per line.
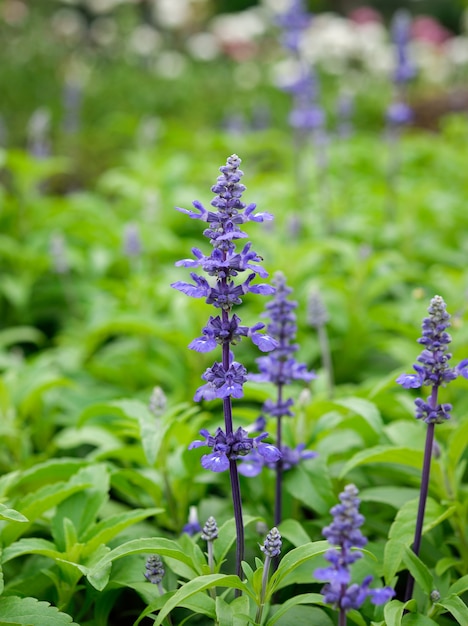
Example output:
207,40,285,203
348,6,382,25
412,15,453,46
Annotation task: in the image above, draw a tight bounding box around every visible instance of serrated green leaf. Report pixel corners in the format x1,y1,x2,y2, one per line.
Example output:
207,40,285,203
0,596,79,625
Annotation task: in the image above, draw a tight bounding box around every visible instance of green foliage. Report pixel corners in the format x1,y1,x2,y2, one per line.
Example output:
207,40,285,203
1,4,468,622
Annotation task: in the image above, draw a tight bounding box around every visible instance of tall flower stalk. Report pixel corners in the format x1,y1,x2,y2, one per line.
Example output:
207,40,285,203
248,272,315,527
172,155,280,581
314,485,394,626
396,295,468,601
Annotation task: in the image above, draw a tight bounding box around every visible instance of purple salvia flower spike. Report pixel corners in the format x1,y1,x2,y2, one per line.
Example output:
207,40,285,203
172,155,280,584
397,296,466,602
314,484,394,621
242,272,315,527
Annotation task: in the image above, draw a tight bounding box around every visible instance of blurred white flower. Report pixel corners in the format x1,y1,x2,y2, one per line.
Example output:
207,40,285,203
185,32,220,61
444,36,468,68
413,40,450,84
90,17,117,46
211,8,266,45
153,50,186,78
155,0,191,29
52,8,86,42
129,24,161,56
86,0,125,14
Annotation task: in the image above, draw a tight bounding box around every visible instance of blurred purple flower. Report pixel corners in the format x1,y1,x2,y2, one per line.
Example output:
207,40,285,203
314,484,394,613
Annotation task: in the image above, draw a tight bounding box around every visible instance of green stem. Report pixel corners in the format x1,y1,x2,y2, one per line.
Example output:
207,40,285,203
255,555,271,625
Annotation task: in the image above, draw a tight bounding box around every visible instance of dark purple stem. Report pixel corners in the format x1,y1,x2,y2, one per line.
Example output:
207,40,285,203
404,385,438,602
222,308,244,585
274,382,284,528
339,605,347,626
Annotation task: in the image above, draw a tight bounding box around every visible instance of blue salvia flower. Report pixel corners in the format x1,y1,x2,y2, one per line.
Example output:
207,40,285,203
172,154,280,581
386,9,415,129
396,296,467,601
249,272,315,412
238,443,316,477
244,272,315,524
275,0,311,53
396,295,467,423
190,427,280,473
182,505,202,536
314,485,394,618
391,9,416,85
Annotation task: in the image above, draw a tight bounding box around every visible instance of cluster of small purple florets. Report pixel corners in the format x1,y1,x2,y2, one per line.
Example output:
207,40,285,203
396,295,468,423
314,484,395,612
235,273,315,477
250,272,316,393
189,427,281,473
386,9,415,127
275,0,324,132
172,155,281,472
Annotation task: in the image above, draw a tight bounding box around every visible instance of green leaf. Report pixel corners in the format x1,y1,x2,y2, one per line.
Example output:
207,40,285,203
402,546,434,595
334,397,383,437
2,538,61,564
384,540,406,585
278,519,311,547
81,507,163,555
213,516,260,571
401,614,439,625
359,487,420,510
110,399,161,465
283,459,335,515
137,574,248,626
436,594,468,624
447,418,468,468
388,498,456,546
85,537,203,591
448,574,468,596
230,596,252,626
0,596,79,625
384,599,411,626
0,504,28,523
270,541,329,594
340,446,425,478
266,593,325,626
